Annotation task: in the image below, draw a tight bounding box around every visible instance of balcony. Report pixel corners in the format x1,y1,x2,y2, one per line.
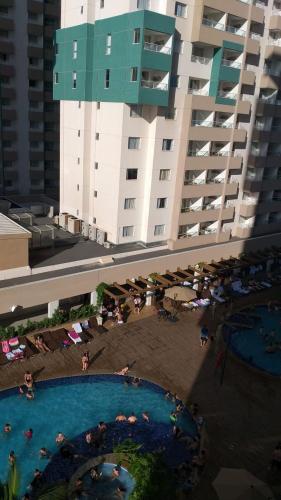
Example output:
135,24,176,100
143,29,172,55
190,55,211,64
143,41,171,54
170,229,230,250
183,182,237,197
140,79,168,91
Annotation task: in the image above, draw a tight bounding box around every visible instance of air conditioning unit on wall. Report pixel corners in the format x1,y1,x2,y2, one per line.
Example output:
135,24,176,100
96,229,107,245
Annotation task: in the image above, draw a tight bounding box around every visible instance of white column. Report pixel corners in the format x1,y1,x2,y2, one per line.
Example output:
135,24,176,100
90,291,97,306
48,300,59,318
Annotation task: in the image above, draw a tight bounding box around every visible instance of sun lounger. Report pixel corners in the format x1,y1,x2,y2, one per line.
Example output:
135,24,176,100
68,330,82,344
72,322,83,334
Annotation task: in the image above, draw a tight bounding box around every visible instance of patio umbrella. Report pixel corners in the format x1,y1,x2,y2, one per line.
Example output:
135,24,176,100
213,468,274,500
164,286,197,302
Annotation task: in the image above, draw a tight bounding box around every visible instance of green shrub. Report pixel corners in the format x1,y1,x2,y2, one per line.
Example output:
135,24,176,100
96,282,109,307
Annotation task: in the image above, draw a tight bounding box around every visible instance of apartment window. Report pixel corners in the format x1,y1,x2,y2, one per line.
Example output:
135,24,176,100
105,69,110,88
73,40,78,59
97,102,100,110
94,190,97,197
154,224,165,236
131,67,138,82
94,162,98,169
30,121,39,129
2,120,11,128
4,161,13,168
30,141,39,149
77,157,80,164
0,30,8,38
29,80,38,88
77,184,79,191
130,104,143,117
81,6,84,14
165,108,177,120
77,209,79,216
126,168,138,180
95,133,99,140
162,139,173,151
133,28,140,44
55,43,59,55
78,130,81,137
29,57,39,66
175,2,187,17
105,34,112,55
54,72,59,84
157,197,167,208
78,101,81,108
124,198,136,209
28,35,39,44
1,98,10,106
93,217,96,224
128,137,140,149
100,0,104,8
159,169,171,180
72,71,77,89
122,225,134,237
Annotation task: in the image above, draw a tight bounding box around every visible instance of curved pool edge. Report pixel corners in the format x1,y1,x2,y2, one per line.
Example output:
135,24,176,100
223,304,281,379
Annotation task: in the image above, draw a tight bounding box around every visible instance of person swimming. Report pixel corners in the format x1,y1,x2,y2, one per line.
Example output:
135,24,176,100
4,423,11,433
55,432,66,445
8,450,16,466
170,411,177,424
115,413,127,422
24,372,33,389
112,465,121,478
39,447,51,459
24,428,33,440
142,411,149,423
128,413,137,424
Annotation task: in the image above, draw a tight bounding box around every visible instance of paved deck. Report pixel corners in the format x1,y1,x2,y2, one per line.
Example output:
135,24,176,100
0,288,281,499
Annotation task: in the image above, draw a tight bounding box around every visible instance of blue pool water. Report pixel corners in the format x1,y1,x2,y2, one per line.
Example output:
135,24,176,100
0,375,196,493
82,463,135,500
225,306,281,376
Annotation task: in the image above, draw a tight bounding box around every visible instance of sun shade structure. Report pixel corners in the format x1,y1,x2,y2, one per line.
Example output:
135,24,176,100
103,247,281,301
164,286,197,302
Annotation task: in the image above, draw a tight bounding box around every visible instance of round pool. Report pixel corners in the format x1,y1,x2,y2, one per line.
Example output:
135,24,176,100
224,305,281,376
82,462,135,500
0,375,197,494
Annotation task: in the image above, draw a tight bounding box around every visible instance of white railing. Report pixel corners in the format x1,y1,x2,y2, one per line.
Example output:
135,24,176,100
218,90,237,99
225,25,246,36
191,54,211,64
187,88,209,96
188,150,209,156
250,32,261,40
191,119,213,127
210,150,231,156
143,41,171,55
221,59,241,69
272,8,281,15
184,178,206,185
141,80,168,90
269,38,281,46
202,18,225,31
254,0,265,6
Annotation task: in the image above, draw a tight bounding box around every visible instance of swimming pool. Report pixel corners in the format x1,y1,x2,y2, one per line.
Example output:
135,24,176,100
82,463,135,500
224,305,281,376
0,375,197,494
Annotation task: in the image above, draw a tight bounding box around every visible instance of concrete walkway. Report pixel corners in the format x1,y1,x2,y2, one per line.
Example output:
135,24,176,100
0,288,280,499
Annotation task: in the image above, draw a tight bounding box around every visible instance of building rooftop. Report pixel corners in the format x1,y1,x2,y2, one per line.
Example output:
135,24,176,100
0,213,31,239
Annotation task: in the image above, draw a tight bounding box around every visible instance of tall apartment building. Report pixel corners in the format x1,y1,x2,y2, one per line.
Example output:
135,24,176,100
0,0,60,199
54,0,281,251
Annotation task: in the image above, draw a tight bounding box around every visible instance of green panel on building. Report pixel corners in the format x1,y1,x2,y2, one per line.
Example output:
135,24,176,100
53,10,175,106
209,39,243,106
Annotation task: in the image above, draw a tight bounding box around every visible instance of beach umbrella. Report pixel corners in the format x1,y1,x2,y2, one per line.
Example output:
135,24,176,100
213,468,274,500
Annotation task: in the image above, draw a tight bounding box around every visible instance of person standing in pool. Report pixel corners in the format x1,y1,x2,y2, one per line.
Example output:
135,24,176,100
24,428,33,440
8,450,16,466
24,372,33,389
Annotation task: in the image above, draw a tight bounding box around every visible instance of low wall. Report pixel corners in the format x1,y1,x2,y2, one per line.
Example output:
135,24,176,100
0,232,281,315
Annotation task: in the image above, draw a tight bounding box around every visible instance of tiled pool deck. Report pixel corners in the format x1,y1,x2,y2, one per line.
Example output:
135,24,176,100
0,287,281,499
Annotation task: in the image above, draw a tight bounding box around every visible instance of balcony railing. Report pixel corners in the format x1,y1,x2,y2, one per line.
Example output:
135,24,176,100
143,41,171,55
187,88,209,96
188,150,231,157
221,59,241,69
272,8,281,15
218,90,237,100
253,0,265,7
181,203,222,213
250,32,262,40
184,177,225,185
269,38,281,46
141,80,168,90
225,25,246,36
191,54,211,64
191,119,233,128
202,18,225,31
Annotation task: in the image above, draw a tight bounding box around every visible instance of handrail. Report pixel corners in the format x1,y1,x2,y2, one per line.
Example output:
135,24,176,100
141,80,168,90
225,25,246,36
191,54,211,64
221,58,241,69
202,18,225,31
143,41,171,55
191,119,233,128
187,88,209,96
